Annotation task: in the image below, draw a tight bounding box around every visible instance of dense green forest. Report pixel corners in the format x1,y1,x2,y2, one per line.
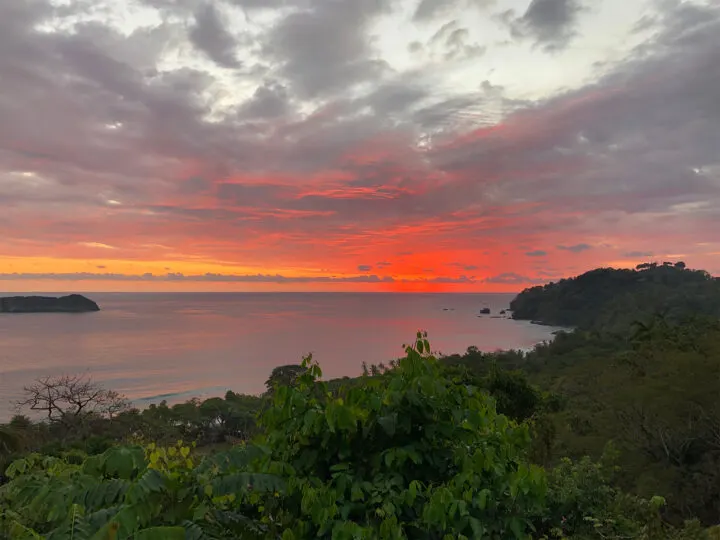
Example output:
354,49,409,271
509,262,720,332
1,263,719,539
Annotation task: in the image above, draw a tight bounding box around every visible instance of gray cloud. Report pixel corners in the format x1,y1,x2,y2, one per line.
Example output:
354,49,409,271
557,243,592,253
427,20,486,61
224,0,297,10
365,82,428,116
427,1,720,232
525,250,547,257
623,251,654,258
237,81,291,119
140,0,196,9
447,262,480,271
503,0,584,51
0,0,718,283
483,273,545,285
414,0,454,21
357,264,373,271
413,0,495,22
427,275,475,284
188,3,242,68
262,0,389,98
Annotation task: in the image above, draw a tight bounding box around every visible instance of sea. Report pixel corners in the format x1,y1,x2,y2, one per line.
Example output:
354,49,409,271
0,293,560,420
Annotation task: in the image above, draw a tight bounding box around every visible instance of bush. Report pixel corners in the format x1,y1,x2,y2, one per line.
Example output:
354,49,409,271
258,332,547,538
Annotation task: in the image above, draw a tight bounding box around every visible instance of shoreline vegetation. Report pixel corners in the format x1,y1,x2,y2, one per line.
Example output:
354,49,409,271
1,262,719,539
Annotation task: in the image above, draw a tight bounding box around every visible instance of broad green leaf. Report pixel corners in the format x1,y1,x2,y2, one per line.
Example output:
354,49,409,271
89,520,119,540
508,517,525,539
478,489,490,510
469,517,485,538
377,414,397,437
135,526,186,540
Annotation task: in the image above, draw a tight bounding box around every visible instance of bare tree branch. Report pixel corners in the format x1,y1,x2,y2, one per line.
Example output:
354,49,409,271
15,374,129,426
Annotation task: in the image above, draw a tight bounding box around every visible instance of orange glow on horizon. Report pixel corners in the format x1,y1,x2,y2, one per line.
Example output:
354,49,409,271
0,253,533,294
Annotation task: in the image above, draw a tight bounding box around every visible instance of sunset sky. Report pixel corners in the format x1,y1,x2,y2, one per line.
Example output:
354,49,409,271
1,0,718,292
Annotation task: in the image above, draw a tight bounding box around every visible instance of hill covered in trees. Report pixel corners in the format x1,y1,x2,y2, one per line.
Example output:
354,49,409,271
509,262,720,332
443,315,720,528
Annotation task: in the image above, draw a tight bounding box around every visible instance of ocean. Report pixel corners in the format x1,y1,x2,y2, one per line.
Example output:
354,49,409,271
0,293,559,420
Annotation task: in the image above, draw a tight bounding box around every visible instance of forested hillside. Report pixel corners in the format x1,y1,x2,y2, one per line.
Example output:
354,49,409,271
444,315,720,527
509,262,720,332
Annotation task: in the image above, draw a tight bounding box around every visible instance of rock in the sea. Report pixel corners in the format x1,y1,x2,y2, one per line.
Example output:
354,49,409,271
480,307,491,314
0,294,100,313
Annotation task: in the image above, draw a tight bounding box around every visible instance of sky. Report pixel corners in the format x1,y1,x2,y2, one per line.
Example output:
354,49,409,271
0,0,719,293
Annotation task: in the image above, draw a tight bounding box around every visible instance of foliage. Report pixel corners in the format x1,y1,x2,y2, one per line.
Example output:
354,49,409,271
534,451,715,540
1,390,265,471
265,365,307,395
0,441,282,539
517,316,720,525
257,331,548,539
133,391,263,445
2,333,553,539
446,315,720,526
509,263,720,332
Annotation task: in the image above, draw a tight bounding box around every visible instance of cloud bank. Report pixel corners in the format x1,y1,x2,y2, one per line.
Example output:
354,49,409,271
0,0,718,291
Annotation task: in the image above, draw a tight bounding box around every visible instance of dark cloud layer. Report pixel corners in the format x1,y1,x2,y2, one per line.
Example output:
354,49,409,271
262,0,389,98
558,243,591,253
413,0,495,22
503,0,584,51
189,3,242,68
483,273,545,285
624,251,654,258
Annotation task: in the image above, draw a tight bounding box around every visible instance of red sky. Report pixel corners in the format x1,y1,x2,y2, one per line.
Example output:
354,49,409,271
1,0,719,292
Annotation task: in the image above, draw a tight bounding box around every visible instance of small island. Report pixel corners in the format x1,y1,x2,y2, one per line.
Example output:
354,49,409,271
0,294,100,313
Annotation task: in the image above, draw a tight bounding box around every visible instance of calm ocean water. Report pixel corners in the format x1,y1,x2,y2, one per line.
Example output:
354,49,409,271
0,293,559,420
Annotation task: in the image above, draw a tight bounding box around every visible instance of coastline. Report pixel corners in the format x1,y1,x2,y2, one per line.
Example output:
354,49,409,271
0,293,562,422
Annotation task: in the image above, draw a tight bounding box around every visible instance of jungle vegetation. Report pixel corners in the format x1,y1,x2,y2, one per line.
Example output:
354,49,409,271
1,263,718,539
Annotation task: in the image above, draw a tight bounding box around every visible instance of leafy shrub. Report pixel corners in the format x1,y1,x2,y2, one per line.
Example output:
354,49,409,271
257,332,547,539
0,441,282,539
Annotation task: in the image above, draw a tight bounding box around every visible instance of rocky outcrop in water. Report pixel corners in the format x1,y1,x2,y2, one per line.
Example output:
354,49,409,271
0,294,100,313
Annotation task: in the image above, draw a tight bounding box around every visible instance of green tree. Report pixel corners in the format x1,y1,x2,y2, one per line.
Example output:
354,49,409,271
258,332,547,539
264,365,306,395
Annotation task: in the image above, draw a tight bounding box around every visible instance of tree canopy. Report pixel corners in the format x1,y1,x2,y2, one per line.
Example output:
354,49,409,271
509,263,720,332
